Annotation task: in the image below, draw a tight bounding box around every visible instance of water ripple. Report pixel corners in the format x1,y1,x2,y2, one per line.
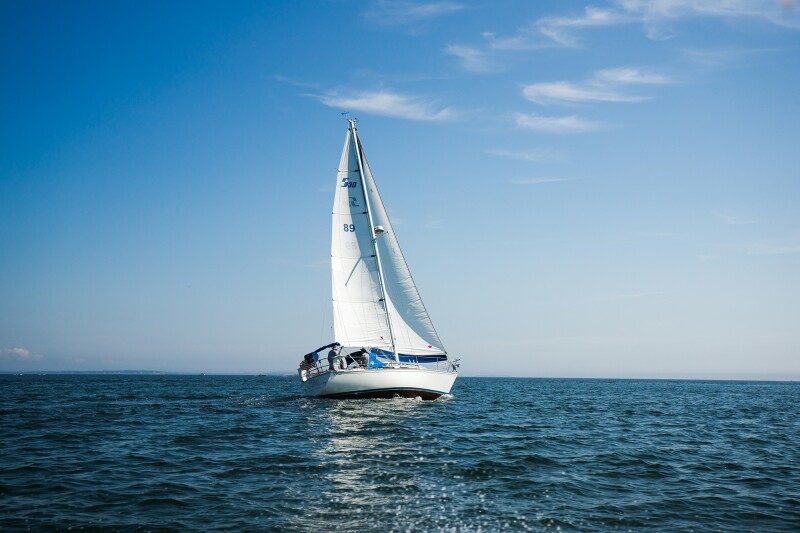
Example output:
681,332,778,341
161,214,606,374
1,375,799,531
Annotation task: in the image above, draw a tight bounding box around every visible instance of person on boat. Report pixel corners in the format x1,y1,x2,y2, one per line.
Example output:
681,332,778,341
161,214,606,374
327,345,341,371
352,348,368,368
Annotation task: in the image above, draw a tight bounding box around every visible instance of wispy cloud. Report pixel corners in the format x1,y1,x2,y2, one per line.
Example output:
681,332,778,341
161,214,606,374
484,1,799,50
424,216,443,229
445,44,497,73
480,7,629,50
0,347,42,361
314,90,453,121
536,6,632,47
523,81,646,105
364,1,464,25
618,0,800,30
486,147,565,161
272,74,319,89
522,68,672,105
712,211,758,225
481,31,543,51
510,177,572,185
515,113,606,134
594,67,672,85
682,47,780,66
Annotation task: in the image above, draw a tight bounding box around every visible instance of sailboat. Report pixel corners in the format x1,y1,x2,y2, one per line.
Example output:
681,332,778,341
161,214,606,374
297,119,459,399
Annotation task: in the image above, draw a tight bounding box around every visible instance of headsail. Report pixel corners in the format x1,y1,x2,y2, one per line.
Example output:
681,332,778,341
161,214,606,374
331,122,445,357
358,138,446,356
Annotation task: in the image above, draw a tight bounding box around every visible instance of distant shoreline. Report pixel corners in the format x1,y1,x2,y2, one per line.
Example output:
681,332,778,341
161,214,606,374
0,370,292,376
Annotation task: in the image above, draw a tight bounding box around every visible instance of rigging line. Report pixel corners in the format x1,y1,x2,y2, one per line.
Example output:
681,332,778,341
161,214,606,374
343,257,363,287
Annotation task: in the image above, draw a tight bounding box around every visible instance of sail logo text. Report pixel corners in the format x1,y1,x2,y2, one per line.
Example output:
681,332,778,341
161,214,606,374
341,178,357,188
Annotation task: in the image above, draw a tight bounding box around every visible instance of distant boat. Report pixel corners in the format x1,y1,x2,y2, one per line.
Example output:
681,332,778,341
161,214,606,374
297,120,459,399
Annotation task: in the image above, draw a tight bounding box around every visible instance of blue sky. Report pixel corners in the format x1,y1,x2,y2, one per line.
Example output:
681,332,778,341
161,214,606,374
1,0,799,378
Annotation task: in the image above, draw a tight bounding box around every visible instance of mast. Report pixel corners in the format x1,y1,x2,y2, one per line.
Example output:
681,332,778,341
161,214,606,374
350,119,399,362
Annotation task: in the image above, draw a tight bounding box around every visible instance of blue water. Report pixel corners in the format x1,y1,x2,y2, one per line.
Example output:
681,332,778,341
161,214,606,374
1,376,798,531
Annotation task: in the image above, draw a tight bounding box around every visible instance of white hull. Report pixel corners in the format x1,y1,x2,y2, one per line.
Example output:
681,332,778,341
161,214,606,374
303,367,457,400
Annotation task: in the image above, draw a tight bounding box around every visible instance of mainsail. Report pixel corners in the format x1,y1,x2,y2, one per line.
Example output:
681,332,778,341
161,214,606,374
331,122,446,357
331,127,393,351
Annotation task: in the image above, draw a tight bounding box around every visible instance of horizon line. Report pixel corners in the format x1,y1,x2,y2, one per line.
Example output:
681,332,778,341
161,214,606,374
2,370,798,382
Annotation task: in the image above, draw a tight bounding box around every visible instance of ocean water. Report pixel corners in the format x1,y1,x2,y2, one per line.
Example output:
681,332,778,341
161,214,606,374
1,376,798,531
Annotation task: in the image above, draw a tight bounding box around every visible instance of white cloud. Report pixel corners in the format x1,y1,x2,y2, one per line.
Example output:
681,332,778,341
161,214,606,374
424,217,442,229
522,81,646,104
488,1,799,50
521,68,671,106
445,44,497,73
486,148,565,161
517,67,668,133
712,211,758,225
315,90,453,121
682,47,779,66
481,31,539,51
364,1,464,25
618,0,796,21
594,67,672,85
0,347,42,361
272,74,319,89
515,113,606,133
510,177,572,185
476,7,631,50
619,0,800,33
536,7,631,47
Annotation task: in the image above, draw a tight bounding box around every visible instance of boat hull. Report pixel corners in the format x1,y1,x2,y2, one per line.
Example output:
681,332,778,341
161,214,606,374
303,367,457,400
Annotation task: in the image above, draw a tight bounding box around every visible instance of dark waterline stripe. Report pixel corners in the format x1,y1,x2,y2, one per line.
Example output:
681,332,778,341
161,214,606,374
320,387,444,400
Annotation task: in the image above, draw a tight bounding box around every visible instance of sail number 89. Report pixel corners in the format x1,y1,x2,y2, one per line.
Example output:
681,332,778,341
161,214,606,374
343,224,356,232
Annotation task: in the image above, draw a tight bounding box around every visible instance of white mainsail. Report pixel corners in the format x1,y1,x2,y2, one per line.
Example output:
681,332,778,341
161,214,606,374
331,127,393,351
331,122,446,357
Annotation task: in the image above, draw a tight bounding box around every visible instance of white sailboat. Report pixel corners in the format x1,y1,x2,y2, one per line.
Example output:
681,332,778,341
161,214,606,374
297,119,458,399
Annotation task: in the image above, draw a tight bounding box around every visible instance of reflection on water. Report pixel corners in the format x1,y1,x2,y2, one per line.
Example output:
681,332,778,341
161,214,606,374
295,398,440,531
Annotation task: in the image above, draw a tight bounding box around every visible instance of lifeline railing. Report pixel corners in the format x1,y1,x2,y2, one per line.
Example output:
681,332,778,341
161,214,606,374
299,354,457,380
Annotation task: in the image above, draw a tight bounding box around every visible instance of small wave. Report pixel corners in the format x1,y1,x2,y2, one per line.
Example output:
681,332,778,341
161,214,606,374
3,375,798,531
